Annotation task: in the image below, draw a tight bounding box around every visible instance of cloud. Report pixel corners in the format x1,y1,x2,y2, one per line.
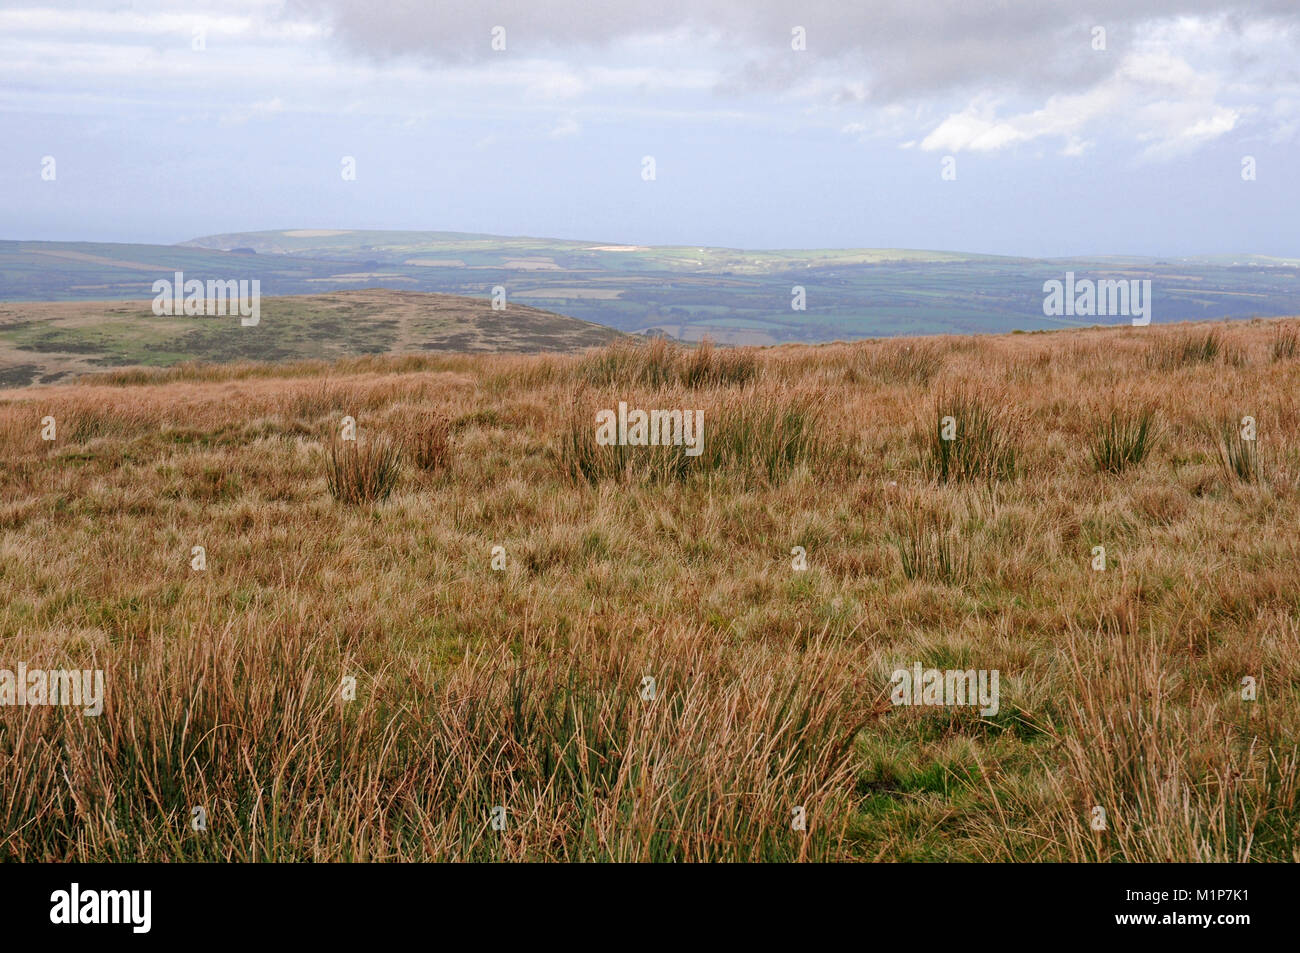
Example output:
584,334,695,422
289,0,1300,100
4,0,1297,165
278,0,1300,159
549,115,580,138
220,96,285,125
919,44,1254,158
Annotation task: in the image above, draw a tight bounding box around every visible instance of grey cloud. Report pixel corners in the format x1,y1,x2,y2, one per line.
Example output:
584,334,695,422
288,0,1300,102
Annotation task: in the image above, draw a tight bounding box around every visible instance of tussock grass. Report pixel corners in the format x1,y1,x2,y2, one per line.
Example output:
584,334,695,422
1271,325,1299,361
557,392,695,485
1147,329,1222,370
1215,415,1261,484
325,436,402,503
680,339,760,388
860,342,944,386
893,497,973,584
1089,407,1158,474
401,411,451,472
559,388,822,485
698,390,823,482
923,387,1017,484
1035,628,1300,862
581,338,758,389
0,620,866,861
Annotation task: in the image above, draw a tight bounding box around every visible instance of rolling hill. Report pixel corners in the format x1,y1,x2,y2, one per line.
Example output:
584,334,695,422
0,289,621,388
3,230,1300,350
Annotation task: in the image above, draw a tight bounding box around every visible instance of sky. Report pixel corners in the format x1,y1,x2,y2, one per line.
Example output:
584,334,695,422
1,0,1298,256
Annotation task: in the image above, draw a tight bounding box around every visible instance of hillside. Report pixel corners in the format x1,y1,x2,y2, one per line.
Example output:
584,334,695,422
2,318,1298,861
6,233,1300,344
0,289,622,388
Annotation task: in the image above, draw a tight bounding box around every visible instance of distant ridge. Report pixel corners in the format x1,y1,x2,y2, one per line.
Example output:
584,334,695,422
4,231,1300,344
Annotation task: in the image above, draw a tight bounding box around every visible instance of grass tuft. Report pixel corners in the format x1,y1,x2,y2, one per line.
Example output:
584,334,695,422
862,343,944,386
1147,330,1222,370
403,412,451,472
923,387,1017,484
1215,415,1260,483
894,498,973,584
325,436,402,503
559,389,822,486
1271,325,1299,362
1089,407,1158,474
581,339,758,389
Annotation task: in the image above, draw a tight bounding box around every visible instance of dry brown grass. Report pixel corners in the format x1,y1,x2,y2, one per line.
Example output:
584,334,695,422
2,318,1299,861
397,410,452,473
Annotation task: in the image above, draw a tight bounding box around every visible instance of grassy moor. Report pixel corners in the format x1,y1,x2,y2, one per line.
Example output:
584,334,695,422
2,320,1297,862
0,290,622,388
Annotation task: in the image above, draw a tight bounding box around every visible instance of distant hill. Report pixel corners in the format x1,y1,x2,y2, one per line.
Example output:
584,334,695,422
4,231,1300,345
178,227,996,271
0,289,621,388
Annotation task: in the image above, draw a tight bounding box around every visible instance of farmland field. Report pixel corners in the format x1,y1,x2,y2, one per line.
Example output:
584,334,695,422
5,232,1300,348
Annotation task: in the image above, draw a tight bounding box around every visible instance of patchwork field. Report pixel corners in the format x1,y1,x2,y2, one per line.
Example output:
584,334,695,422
1,319,1298,861
7,232,1300,345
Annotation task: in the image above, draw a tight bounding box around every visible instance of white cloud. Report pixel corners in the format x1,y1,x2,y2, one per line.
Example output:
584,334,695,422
549,115,580,138
918,34,1253,159
1062,136,1092,156
220,97,285,125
